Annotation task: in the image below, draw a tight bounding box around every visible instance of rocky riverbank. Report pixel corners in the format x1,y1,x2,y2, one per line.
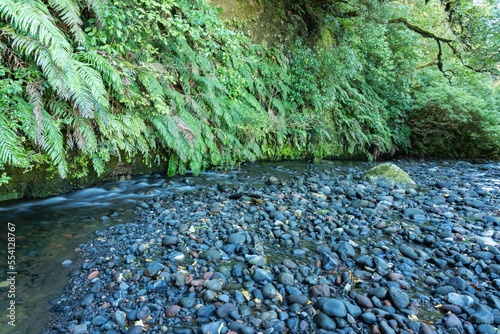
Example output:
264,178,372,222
42,160,500,334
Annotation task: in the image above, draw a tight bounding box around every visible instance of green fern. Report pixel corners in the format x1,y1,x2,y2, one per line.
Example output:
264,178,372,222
0,114,27,167
41,112,68,177
168,154,178,177
48,0,85,45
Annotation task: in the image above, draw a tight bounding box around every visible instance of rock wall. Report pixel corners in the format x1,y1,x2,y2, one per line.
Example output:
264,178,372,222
0,156,168,201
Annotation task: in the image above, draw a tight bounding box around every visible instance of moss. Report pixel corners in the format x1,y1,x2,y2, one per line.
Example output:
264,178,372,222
210,0,306,47
362,162,416,188
319,29,334,48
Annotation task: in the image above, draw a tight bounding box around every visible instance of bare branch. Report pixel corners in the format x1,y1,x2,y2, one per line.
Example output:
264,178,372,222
388,17,453,43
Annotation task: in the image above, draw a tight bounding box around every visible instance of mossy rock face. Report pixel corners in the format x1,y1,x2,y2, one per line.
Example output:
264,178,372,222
0,154,168,202
362,162,416,189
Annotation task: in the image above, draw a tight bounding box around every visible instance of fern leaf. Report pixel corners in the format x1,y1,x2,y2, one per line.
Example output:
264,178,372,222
85,0,106,27
0,114,27,167
25,80,45,145
81,51,125,94
42,112,68,177
48,0,85,45
167,154,178,177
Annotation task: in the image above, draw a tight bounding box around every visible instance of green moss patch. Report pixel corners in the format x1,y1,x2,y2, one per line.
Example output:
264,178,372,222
362,162,416,189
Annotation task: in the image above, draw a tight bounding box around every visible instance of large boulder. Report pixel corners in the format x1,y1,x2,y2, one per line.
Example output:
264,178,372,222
362,163,416,189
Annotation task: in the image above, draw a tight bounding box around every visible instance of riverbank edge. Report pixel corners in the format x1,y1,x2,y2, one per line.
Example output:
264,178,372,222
2,153,498,203
0,153,369,202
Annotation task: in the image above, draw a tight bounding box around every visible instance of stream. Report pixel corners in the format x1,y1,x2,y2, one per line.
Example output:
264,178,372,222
0,161,365,333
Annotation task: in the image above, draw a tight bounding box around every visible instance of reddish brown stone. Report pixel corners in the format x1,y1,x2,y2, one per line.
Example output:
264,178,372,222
87,271,99,280
309,283,331,297
165,305,181,318
190,279,205,287
387,273,404,281
355,294,374,309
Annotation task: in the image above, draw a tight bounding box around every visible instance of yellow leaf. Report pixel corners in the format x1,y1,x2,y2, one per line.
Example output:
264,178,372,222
408,315,419,321
146,259,153,262
435,304,442,308
134,320,145,327
276,293,283,302
242,290,251,301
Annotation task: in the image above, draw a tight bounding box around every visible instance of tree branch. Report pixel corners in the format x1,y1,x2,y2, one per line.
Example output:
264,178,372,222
415,60,438,69
306,0,349,5
388,17,453,43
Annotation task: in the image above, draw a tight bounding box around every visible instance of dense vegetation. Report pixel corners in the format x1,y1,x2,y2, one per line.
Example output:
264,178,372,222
0,0,499,184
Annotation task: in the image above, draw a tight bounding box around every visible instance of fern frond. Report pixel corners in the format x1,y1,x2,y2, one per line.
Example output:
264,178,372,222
73,59,110,113
0,114,27,167
1,0,72,67
167,153,178,176
72,116,98,152
41,112,68,177
139,71,165,104
11,34,69,98
85,0,106,27
46,99,71,118
26,80,45,145
81,51,125,94
48,0,85,45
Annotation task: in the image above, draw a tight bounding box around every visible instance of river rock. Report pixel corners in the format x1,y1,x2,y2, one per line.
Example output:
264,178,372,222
447,293,474,308
314,313,336,330
388,286,409,309
362,163,416,188
321,298,347,317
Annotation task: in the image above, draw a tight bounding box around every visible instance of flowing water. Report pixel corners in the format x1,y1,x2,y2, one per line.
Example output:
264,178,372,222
0,161,366,333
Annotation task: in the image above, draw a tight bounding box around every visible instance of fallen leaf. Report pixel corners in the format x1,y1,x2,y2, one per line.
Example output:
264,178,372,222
408,315,419,321
242,290,251,301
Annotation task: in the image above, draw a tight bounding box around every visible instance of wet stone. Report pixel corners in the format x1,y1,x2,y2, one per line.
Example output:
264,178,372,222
355,294,374,309
205,279,224,291
469,310,494,324
198,304,216,318
91,315,108,326
162,236,178,246
245,254,266,267
445,314,462,328
321,298,347,317
228,232,247,244
314,313,336,331
278,272,294,286
388,286,409,310
447,293,474,308
202,320,227,334
253,268,274,283
217,303,237,318
200,249,222,261
145,261,165,277
362,312,377,324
